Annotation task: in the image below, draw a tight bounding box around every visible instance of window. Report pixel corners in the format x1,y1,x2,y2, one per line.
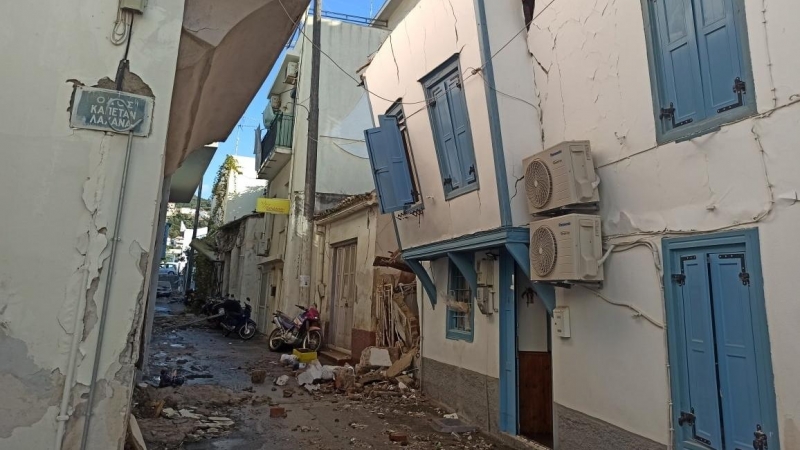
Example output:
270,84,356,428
422,55,479,199
386,101,423,211
644,0,754,143
364,115,416,214
446,259,474,342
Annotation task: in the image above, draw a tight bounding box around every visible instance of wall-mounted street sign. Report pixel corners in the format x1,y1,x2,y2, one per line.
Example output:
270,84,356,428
256,198,291,215
70,86,154,137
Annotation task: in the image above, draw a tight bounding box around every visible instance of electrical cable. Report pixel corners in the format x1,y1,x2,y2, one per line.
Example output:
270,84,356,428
276,0,535,112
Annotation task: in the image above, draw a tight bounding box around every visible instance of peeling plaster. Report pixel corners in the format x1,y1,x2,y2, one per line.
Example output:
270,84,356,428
0,329,64,438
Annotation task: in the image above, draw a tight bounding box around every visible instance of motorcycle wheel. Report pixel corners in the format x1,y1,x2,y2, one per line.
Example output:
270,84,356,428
268,328,284,352
239,320,257,340
303,330,323,352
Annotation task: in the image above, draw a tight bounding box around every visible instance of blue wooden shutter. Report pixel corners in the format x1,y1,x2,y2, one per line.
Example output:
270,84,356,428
678,253,723,447
446,73,477,184
692,0,745,115
430,81,463,191
708,253,764,450
364,119,413,214
378,115,415,207
652,0,706,128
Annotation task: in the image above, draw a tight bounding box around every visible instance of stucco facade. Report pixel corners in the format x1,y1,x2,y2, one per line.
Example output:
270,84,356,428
364,0,800,448
0,2,184,449
257,18,391,333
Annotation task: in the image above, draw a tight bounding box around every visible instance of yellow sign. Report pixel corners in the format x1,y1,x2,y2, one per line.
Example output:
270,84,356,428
256,198,291,215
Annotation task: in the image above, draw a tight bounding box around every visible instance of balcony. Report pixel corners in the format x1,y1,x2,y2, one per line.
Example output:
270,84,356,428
258,114,294,180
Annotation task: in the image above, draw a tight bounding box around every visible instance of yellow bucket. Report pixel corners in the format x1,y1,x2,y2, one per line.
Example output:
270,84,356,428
293,348,317,363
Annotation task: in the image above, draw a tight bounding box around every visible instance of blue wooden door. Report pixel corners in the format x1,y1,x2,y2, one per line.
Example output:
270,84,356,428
708,253,763,450
677,252,724,448
676,249,769,450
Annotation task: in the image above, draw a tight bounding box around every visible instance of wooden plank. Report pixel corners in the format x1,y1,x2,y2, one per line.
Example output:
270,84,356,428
518,351,553,438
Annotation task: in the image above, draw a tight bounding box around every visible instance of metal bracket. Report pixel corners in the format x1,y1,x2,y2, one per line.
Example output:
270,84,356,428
660,102,693,128
718,77,746,113
753,424,768,450
672,274,686,286
678,411,696,426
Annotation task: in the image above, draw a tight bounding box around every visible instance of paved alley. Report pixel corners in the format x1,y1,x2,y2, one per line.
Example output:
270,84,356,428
132,299,513,450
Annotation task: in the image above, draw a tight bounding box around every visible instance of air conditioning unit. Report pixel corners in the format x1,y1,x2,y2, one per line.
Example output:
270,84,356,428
270,94,282,110
529,214,604,282
523,141,599,215
285,62,299,84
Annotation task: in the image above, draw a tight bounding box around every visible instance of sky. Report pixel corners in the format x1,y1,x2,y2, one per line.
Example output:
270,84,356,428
198,0,387,199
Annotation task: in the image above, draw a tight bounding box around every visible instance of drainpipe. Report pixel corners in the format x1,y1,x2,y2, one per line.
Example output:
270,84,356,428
54,269,90,450
473,0,512,227
79,130,136,450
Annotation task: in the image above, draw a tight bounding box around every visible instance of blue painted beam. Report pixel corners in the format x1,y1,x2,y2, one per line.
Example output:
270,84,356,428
447,252,478,296
406,259,437,309
505,242,556,313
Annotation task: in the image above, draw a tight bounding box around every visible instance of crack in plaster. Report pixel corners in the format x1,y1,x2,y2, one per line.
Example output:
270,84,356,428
445,0,459,44
388,34,400,84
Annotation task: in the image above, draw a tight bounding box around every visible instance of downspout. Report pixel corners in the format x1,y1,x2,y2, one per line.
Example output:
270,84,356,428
79,131,136,450
54,270,89,450
473,0,512,227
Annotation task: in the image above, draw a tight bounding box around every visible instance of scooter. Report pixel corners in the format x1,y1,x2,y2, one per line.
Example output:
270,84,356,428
220,297,257,340
201,296,226,328
268,304,323,352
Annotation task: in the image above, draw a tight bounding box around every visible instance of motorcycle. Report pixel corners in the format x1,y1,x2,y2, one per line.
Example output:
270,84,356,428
220,297,257,340
201,296,226,328
268,304,323,352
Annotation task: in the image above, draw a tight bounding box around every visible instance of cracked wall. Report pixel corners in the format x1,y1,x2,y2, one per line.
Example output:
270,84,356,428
0,0,185,448
363,0,503,250
524,0,800,446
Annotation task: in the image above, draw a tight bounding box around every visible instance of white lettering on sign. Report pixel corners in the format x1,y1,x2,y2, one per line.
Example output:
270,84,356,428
86,97,141,130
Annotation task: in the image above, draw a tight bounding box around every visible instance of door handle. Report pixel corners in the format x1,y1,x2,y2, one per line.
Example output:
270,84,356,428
678,411,696,426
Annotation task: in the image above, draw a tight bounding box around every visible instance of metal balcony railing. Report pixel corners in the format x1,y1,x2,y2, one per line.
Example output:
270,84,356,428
261,114,294,164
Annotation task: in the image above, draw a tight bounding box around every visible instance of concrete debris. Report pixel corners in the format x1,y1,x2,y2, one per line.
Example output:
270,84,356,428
275,374,289,386
297,359,323,385
161,408,180,419
360,346,393,368
432,417,477,434
270,407,287,418
280,354,299,365
389,431,409,444
321,365,337,381
127,415,148,450
398,381,408,391
349,422,368,430
179,409,202,419
386,348,416,378
304,383,321,393
444,413,459,419
251,369,267,384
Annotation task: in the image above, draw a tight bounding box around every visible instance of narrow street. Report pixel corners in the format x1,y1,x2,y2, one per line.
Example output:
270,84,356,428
132,298,513,450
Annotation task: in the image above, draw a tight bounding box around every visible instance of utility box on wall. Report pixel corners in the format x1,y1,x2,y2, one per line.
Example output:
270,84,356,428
553,306,571,338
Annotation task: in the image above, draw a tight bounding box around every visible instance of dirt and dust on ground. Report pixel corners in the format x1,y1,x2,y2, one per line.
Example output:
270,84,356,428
129,298,514,450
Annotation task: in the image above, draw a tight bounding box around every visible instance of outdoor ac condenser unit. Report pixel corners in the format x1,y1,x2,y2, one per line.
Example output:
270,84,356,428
523,141,599,215
529,214,604,282
285,62,299,84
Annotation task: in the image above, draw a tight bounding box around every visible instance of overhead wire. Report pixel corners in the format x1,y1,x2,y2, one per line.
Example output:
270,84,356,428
276,0,535,115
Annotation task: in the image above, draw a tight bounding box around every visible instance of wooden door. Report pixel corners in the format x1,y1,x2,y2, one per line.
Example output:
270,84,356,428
330,242,356,350
519,352,553,440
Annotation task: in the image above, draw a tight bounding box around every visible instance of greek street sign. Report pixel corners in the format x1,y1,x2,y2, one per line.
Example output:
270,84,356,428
70,86,153,136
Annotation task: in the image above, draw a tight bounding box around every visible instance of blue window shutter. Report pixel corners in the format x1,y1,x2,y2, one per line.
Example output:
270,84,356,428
430,82,463,191
364,126,401,214
679,253,723,447
693,0,745,114
446,74,477,184
378,115,415,207
652,0,705,127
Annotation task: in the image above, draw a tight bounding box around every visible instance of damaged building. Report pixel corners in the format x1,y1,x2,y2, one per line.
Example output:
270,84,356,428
362,0,800,449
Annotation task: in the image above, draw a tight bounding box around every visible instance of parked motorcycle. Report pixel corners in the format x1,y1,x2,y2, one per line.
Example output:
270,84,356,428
220,297,257,340
201,296,226,328
268,304,323,352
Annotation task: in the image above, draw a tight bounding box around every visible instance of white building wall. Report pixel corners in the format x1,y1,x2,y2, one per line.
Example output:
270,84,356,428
0,1,184,448
420,253,501,378
363,0,503,250
264,19,390,323
522,0,800,446
223,155,266,224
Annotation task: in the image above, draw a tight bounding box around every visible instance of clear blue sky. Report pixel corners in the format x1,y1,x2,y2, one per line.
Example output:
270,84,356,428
199,0,387,198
